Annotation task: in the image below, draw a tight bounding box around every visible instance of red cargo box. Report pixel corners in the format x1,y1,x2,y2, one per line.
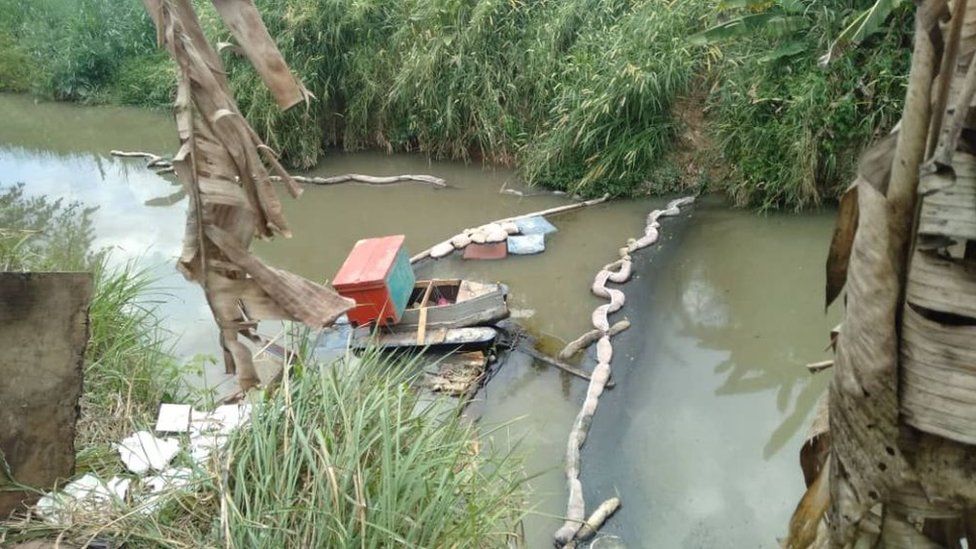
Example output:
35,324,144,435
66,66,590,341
332,235,415,327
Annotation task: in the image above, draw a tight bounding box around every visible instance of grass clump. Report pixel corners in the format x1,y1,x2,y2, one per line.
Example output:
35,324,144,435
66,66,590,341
4,351,525,548
704,0,912,209
0,32,31,92
519,0,707,195
0,184,181,465
225,351,524,547
192,0,711,197
0,0,171,104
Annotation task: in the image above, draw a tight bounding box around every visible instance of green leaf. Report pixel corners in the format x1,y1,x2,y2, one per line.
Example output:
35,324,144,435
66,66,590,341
821,0,906,65
758,40,807,63
689,12,782,45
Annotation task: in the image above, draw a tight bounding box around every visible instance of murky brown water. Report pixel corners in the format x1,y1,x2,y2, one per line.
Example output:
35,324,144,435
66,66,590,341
0,93,840,548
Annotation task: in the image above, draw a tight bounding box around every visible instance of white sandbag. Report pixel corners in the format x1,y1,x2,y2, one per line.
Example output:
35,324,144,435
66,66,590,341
450,233,471,248
470,230,487,244
482,223,508,243
430,241,455,258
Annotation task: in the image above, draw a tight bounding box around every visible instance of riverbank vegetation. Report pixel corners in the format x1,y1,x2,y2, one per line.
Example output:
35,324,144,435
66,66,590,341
0,0,912,208
0,184,181,465
0,185,525,546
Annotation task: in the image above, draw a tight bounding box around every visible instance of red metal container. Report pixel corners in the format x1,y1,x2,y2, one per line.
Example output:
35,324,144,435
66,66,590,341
332,235,415,327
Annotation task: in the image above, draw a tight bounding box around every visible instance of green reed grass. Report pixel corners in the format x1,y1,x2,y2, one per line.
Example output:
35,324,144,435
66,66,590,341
5,351,525,548
0,0,913,208
225,350,524,547
0,184,181,461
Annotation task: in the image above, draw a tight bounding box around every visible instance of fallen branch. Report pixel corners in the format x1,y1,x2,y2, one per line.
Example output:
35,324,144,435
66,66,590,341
273,173,447,188
411,194,610,263
806,359,834,373
519,343,615,388
111,150,173,170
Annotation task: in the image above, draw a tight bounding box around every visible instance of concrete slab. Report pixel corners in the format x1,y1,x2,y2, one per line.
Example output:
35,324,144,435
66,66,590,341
0,273,91,517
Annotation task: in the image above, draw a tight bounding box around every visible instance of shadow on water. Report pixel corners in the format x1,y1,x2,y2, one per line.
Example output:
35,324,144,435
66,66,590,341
0,93,841,549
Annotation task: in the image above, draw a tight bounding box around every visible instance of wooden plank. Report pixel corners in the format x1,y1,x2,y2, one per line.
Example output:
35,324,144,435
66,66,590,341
0,273,91,516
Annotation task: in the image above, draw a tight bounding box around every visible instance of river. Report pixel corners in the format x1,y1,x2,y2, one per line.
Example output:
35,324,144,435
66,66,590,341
0,93,840,548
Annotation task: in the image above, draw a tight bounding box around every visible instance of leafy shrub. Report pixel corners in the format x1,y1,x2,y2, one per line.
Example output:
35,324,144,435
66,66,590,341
703,0,912,209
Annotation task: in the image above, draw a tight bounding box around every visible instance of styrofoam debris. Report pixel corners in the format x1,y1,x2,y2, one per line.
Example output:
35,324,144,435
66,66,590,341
189,432,227,464
36,401,253,521
510,308,536,319
507,233,546,255
515,216,557,235
35,473,130,524
191,404,251,436
501,221,519,234
430,241,455,258
118,431,180,474
138,467,194,514
155,403,192,433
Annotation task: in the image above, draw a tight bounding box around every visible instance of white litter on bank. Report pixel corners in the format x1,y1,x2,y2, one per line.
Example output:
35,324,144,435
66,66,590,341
35,474,130,524
139,467,195,514
118,431,181,474
155,403,192,433
34,402,251,524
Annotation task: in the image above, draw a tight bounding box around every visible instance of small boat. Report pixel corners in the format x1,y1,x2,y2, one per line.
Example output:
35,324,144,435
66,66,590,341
396,279,509,330
349,326,499,350
313,279,508,356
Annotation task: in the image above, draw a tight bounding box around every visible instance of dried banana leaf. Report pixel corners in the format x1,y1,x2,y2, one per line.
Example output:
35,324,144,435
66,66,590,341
829,177,910,545
211,0,311,110
144,0,353,388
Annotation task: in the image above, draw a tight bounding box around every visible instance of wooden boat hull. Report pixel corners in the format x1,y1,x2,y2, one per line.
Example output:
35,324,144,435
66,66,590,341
315,323,499,355
396,279,509,330
351,326,498,350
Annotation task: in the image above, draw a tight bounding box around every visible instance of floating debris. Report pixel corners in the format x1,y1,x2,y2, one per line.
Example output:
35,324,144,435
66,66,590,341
507,233,546,255
411,194,608,263
515,216,557,235
118,431,180,475
421,351,488,397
